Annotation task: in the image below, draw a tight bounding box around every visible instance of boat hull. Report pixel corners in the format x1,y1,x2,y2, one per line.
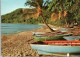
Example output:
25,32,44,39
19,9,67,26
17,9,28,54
59,28,74,32
63,36,80,41
31,44,80,53
34,33,73,37
32,32,46,35
34,36,64,41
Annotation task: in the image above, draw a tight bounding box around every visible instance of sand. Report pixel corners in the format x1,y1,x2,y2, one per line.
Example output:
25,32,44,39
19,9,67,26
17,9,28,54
2,24,80,56
1,25,59,56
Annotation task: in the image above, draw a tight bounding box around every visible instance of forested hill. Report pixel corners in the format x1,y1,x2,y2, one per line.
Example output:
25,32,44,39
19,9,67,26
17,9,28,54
1,8,43,24
1,7,80,26
1,8,22,23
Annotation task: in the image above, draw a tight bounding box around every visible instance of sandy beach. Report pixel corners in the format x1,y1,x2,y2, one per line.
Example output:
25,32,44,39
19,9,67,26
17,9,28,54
1,24,80,56
1,25,60,56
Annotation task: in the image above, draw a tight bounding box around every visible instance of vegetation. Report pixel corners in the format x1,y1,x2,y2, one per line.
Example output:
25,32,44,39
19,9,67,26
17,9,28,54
1,8,23,23
25,0,55,32
1,0,80,28
46,0,80,27
1,8,43,24
25,0,80,31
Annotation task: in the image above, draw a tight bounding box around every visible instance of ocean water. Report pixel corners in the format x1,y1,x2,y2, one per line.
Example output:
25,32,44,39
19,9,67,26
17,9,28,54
1,23,43,35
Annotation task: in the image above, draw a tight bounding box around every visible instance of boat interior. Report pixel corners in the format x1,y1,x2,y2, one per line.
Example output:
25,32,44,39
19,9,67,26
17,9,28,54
32,41,80,46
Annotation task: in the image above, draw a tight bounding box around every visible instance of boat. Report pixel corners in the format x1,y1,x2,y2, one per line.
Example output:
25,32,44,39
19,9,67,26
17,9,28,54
52,28,59,30
63,36,80,41
32,31,65,35
33,33,73,41
33,35,64,41
34,32,73,37
32,32,46,35
59,28,74,32
34,32,63,36
30,41,80,56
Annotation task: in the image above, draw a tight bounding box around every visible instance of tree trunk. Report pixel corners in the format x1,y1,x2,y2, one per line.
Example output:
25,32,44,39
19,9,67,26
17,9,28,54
37,6,55,32
41,15,55,32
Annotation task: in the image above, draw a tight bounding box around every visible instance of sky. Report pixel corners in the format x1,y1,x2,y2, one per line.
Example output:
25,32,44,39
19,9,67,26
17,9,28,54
1,0,29,15
1,0,50,15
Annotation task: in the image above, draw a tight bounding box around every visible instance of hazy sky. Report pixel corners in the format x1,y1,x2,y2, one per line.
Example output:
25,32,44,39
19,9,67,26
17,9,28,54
1,0,29,15
1,0,50,15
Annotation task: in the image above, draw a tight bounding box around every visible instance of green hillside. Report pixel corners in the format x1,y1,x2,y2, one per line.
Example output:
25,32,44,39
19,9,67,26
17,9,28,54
1,8,43,24
1,8,23,23
1,8,80,26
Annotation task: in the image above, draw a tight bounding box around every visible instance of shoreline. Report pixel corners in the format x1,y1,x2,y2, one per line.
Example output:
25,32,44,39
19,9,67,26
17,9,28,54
1,24,80,56
1,23,44,36
1,24,60,36
1,24,56,56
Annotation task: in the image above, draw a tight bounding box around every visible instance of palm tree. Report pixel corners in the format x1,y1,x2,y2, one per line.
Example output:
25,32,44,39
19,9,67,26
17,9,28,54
25,0,55,32
48,0,79,27
25,0,79,31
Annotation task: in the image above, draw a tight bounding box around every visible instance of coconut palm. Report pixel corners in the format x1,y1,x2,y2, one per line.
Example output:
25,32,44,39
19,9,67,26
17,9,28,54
25,0,55,32
25,0,80,31
48,0,80,27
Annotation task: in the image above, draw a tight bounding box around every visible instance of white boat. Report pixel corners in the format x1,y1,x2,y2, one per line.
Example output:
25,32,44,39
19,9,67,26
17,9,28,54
32,32,46,35
59,28,74,32
63,36,80,41
31,41,80,56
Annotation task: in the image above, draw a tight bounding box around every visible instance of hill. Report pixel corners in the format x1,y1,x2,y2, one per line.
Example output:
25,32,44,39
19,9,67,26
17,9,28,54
1,8,43,24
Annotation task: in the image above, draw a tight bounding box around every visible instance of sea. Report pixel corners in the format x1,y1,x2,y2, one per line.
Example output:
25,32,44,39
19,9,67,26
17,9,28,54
1,23,43,35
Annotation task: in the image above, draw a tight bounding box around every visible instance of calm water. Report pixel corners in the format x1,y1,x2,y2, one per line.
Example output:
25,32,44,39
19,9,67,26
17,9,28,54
1,23,43,35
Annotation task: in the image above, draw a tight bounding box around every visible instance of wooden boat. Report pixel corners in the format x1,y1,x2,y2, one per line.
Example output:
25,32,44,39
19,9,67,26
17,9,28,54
34,32,63,36
59,28,74,32
33,35,64,41
32,31,65,35
63,36,80,41
33,33,73,41
30,41,80,56
34,32,73,37
52,28,59,30
32,32,46,35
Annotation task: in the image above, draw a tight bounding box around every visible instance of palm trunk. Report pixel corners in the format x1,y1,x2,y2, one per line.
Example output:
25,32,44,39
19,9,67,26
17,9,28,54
37,6,55,32
41,15,55,32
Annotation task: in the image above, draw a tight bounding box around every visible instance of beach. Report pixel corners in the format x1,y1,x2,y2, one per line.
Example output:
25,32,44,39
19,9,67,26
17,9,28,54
1,24,80,56
1,25,59,56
